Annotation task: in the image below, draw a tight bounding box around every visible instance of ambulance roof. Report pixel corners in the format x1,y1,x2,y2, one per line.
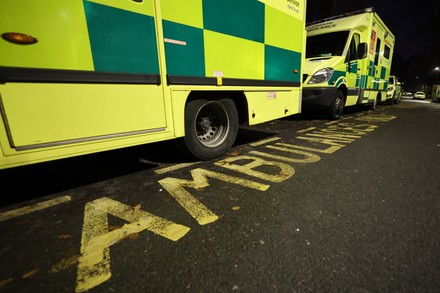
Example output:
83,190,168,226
306,7,375,26
306,7,393,40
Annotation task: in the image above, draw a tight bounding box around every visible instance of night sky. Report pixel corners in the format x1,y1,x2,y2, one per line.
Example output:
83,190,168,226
365,0,438,59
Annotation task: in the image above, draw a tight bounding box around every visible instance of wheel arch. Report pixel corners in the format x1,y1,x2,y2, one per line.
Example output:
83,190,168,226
186,91,248,125
337,83,348,101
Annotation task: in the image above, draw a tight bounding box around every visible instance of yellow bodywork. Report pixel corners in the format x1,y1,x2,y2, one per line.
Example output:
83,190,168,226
0,0,305,169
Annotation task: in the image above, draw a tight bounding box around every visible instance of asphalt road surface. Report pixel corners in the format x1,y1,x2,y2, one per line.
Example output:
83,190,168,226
1,98,439,292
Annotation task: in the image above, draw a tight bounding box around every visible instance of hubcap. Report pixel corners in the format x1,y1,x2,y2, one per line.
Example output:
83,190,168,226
195,102,229,148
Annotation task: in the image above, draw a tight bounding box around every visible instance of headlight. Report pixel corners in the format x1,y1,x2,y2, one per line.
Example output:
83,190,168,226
308,68,334,84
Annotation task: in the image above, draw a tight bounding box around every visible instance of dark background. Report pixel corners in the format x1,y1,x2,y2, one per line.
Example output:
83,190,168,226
306,0,440,93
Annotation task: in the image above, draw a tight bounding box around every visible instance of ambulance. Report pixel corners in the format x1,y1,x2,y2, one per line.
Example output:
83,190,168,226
0,0,306,169
432,85,440,102
387,75,402,104
302,8,395,119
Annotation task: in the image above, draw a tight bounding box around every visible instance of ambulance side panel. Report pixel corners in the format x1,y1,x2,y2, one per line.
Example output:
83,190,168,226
363,13,395,103
161,0,305,127
0,0,306,169
0,0,171,168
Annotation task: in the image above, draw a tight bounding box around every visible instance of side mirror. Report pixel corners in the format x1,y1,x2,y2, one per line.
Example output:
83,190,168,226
357,43,368,60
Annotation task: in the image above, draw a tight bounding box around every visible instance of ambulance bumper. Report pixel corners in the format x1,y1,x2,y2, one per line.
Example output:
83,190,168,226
302,87,338,110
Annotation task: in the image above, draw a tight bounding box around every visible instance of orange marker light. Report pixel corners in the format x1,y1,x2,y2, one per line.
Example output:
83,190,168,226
1,32,38,45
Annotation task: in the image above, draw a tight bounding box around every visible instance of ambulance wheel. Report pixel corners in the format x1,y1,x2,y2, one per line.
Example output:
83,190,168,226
184,98,239,160
328,90,344,120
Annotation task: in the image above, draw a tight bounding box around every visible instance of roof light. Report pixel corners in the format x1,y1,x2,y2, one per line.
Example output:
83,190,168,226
306,7,375,26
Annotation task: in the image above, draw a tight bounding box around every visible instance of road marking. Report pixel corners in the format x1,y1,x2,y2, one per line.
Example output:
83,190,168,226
76,197,190,292
0,195,72,223
216,155,295,183
296,127,316,133
75,116,397,292
154,162,200,174
302,132,356,143
326,123,377,133
159,168,269,225
250,136,281,146
355,114,397,122
314,129,362,138
325,120,340,125
296,136,347,147
251,144,321,164
276,142,343,154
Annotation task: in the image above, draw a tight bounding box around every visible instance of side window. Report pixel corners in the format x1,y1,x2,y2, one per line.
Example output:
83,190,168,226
374,37,382,65
347,33,360,61
384,45,391,59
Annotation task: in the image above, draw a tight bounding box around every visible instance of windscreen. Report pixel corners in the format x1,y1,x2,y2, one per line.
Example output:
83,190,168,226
306,31,350,58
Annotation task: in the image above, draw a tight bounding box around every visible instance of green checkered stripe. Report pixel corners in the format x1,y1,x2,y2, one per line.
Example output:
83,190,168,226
364,61,387,90
84,0,159,75
161,0,303,83
329,61,389,91
329,70,345,86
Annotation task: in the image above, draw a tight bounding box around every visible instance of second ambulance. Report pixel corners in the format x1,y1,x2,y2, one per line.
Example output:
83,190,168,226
302,8,395,119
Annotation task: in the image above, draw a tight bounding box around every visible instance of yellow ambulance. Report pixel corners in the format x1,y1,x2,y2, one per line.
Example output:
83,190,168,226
302,8,395,119
0,0,306,169
387,75,402,104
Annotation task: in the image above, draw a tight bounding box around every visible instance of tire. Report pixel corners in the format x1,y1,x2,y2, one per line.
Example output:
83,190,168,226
376,94,381,108
184,98,239,160
328,90,345,120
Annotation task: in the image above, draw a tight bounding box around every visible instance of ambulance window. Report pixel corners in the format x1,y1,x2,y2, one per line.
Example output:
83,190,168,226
348,33,360,61
374,38,381,65
384,45,391,59
306,31,349,58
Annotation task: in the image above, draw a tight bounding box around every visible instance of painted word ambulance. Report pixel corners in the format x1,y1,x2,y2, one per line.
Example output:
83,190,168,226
302,8,395,119
0,0,306,169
